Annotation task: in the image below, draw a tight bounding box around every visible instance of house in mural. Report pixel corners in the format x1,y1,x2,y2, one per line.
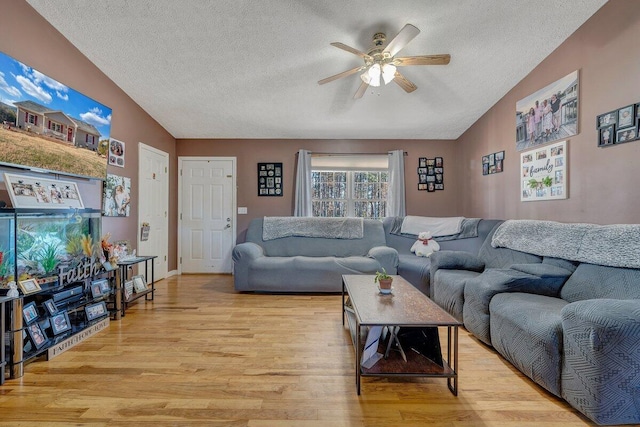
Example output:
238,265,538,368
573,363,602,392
14,100,101,150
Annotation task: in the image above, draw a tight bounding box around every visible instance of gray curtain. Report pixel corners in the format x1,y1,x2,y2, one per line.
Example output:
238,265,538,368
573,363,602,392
294,149,312,217
387,150,406,217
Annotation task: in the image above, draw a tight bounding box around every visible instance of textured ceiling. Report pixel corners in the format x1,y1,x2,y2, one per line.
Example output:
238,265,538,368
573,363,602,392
26,0,607,140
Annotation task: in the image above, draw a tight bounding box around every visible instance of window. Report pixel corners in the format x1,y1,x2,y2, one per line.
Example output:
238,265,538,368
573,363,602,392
311,155,389,219
26,113,37,125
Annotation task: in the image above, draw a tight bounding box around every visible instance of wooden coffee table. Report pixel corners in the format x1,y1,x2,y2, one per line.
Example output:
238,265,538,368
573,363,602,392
342,274,461,395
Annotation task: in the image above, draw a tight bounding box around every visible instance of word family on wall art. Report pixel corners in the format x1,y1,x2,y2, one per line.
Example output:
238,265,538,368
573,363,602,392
596,102,640,147
417,157,444,192
520,140,567,202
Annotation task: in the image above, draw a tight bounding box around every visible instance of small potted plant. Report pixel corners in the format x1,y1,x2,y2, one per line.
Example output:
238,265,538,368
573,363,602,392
374,268,393,293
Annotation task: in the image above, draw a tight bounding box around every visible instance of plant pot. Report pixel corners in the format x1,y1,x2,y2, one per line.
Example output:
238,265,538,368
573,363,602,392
378,278,393,290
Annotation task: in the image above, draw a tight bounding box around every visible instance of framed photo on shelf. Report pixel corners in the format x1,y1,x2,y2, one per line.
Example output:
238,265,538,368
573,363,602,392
90,280,104,299
85,301,108,321
22,301,39,324
3,173,84,210
91,278,110,298
132,275,147,293
43,299,58,316
617,105,635,129
50,311,72,335
124,280,134,300
26,321,48,350
18,278,41,295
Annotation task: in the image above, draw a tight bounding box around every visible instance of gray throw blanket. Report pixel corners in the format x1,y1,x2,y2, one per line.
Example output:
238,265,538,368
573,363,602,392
491,220,640,269
262,216,364,241
390,217,481,241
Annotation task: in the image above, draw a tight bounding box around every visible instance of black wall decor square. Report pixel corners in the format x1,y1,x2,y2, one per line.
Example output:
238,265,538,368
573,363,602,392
257,163,283,196
417,157,444,191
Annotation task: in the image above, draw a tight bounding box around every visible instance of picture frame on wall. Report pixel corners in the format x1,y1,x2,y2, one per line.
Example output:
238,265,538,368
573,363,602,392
257,163,283,196
4,173,84,210
616,126,637,144
598,125,615,146
597,111,617,128
521,140,568,202
516,70,578,151
617,105,635,129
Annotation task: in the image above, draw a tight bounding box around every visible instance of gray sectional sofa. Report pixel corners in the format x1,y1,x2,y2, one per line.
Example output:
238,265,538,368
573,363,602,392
381,217,504,297
232,217,398,292
233,215,640,425
430,220,640,425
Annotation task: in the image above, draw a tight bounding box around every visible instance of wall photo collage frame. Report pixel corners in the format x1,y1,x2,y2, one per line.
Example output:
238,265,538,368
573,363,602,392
596,102,640,147
257,163,283,196
417,157,444,192
482,151,505,175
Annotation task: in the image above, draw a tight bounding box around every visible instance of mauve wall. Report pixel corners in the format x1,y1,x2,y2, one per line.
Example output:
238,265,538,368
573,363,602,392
177,139,460,238
456,0,640,224
0,1,179,270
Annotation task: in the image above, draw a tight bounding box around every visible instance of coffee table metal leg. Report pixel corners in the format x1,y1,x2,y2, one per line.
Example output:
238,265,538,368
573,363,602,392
447,326,459,396
356,320,361,395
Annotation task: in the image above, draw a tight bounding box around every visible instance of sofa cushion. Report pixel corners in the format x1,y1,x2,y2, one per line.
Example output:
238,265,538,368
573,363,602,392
432,269,480,322
247,255,382,292
463,268,568,345
560,263,640,303
245,217,387,257
396,254,431,296
490,293,567,396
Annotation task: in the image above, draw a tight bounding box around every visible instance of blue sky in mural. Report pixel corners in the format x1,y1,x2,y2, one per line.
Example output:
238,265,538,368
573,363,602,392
0,50,111,140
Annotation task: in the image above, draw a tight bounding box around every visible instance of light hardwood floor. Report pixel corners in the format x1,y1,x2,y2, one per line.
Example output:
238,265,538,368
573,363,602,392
1,274,600,426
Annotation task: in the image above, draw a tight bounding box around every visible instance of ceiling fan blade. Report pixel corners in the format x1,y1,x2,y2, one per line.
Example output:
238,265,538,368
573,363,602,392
330,42,372,60
318,66,366,85
393,70,417,93
354,81,368,99
384,24,420,57
392,54,451,66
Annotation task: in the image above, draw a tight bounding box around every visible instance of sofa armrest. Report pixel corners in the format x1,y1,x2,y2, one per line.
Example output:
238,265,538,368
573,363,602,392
430,250,485,273
232,242,265,290
368,246,399,275
463,268,569,345
561,299,640,425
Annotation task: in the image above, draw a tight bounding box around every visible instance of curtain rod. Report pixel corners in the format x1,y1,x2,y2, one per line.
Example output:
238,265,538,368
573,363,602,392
309,152,408,156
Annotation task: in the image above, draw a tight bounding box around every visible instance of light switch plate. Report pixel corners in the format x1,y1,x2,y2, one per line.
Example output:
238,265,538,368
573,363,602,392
238,207,248,214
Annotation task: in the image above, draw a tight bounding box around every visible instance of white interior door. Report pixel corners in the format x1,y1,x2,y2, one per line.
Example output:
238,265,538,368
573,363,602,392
138,143,169,279
179,157,236,273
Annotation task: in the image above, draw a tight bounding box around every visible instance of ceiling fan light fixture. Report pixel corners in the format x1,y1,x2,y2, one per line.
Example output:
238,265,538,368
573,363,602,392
361,63,381,87
381,63,396,84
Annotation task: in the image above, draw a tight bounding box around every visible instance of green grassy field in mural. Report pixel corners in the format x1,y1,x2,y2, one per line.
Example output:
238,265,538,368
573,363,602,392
0,127,106,178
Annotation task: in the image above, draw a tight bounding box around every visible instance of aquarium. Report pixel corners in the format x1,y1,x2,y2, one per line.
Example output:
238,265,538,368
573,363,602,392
0,209,101,292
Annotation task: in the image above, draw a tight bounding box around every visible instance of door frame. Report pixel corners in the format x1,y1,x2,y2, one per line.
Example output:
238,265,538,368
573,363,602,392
138,142,169,278
178,156,237,274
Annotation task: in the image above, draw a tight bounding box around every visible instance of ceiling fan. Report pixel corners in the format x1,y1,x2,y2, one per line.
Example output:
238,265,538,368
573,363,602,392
318,24,450,99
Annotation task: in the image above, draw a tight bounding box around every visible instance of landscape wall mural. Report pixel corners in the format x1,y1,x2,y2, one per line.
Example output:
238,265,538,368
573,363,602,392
0,50,112,180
